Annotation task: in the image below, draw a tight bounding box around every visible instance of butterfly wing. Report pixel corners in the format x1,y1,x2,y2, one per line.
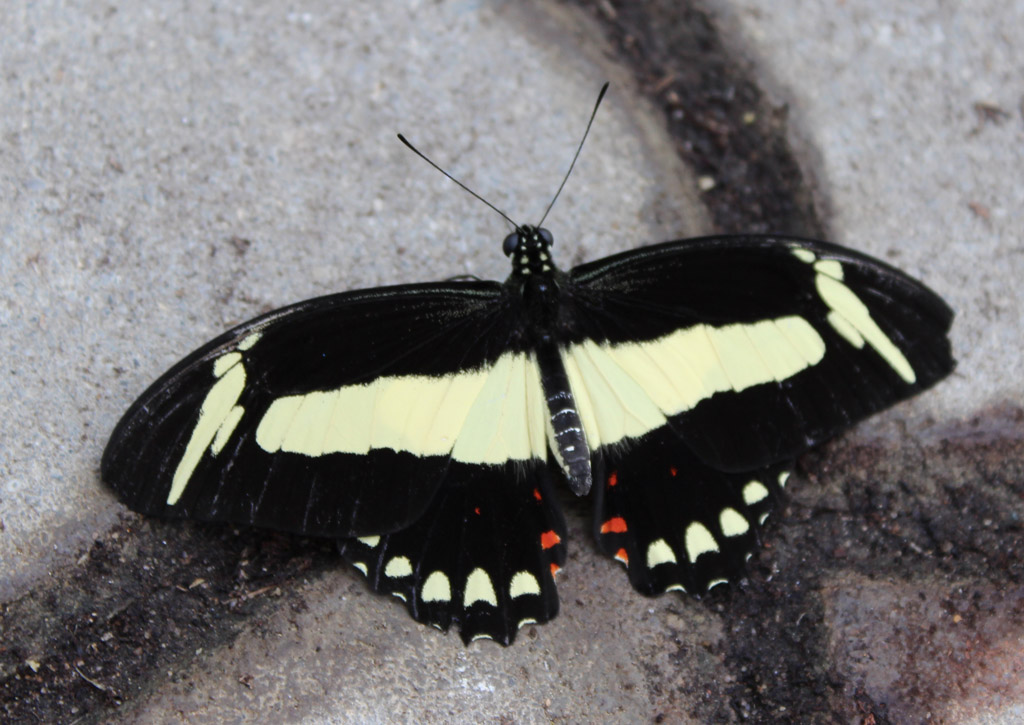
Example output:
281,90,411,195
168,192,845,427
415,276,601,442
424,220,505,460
564,235,954,471
102,281,547,538
593,428,791,595
561,235,954,593
338,460,567,644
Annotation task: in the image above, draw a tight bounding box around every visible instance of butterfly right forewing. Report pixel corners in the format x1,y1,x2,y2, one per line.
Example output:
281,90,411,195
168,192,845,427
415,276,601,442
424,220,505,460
564,235,954,473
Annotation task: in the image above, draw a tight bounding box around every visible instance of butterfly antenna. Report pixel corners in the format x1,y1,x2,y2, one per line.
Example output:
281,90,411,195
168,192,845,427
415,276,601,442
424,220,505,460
536,81,609,228
397,133,518,230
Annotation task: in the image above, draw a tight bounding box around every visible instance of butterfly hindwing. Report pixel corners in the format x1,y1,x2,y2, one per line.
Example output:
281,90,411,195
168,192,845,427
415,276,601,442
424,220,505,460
102,281,539,537
338,460,566,644
593,427,789,595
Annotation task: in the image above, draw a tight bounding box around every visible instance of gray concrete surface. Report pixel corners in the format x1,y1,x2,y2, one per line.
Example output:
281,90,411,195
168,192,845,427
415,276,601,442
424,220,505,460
2,0,1022,722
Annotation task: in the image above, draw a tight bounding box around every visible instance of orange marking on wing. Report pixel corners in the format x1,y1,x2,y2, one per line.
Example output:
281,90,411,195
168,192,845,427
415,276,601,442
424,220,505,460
669,466,678,477
608,471,618,487
540,530,561,550
474,507,481,515
614,548,629,565
600,517,628,534
550,563,561,577
533,488,542,501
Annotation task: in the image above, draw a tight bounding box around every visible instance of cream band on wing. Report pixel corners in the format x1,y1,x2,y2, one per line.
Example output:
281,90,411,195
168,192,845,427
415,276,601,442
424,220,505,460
253,315,825,465
255,352,549,463
168,314,829,505
561,316,826,449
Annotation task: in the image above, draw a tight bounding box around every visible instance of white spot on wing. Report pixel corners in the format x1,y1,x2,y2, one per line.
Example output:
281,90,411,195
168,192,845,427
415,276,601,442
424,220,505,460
774,316,828,365
685,522,719,562
710,324,777,391
814,259,844,280
778,471,790,488
744,319,819,381
237,331,262,351
509,571,541,599
463,568,498,607
743,480,770,504
719,508,750,537
790,247,815,263
213,352,242,378
421,571,451,603
384,556,413,578
646,539,677,567
451,354,548,464
356,535,380,548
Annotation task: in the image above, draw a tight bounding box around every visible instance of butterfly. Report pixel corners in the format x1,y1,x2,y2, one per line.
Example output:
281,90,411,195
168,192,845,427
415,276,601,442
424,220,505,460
102,85,955,644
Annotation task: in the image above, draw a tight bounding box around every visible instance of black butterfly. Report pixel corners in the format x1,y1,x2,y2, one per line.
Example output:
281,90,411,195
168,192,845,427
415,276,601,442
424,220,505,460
103,87,954,644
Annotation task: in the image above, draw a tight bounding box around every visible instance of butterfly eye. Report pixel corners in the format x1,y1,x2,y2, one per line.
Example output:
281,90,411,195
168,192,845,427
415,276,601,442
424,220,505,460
502,231,520,256
538,228,554,247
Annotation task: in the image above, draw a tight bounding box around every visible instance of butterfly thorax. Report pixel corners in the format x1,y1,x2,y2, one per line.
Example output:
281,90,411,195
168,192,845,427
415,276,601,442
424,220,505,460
505,225,570,340
500,225,594,494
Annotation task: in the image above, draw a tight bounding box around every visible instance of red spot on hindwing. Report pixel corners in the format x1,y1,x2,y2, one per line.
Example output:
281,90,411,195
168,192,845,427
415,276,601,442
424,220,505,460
608,471,618,487
473,507,481,515
600,517,628,534
614,548,629,564
533,488,542,501
540,530,561,550
669,466,678,477
550,563,561,577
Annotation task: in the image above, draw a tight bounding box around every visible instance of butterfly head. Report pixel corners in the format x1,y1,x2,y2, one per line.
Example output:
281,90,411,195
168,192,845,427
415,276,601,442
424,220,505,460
504,225,556,277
